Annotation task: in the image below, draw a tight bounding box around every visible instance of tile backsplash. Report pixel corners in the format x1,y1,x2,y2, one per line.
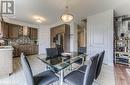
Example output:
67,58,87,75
7,36,37,45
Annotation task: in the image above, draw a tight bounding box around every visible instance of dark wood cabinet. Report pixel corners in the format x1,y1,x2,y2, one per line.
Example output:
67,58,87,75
8,24,19,39
30,28,38,40
0,22,38,39
0,22,39,57
13,45,38,57
0,22,9,38
50,24,70,52
13,46,20,57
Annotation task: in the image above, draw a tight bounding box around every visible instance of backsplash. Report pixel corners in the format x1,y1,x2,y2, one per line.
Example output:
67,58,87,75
7,36,37,45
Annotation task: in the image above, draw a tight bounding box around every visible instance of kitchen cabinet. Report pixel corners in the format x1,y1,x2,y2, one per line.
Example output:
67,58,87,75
30,28,38,40
0,22,9,39
8,24,20,39
0,46,13,76
0,22,38,39
13,46,19,57
13,45,38,57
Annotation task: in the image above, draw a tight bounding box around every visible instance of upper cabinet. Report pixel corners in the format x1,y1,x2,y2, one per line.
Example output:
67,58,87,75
0,22,38,40
30,27,38,40
1,22,9,39
8,24,20,39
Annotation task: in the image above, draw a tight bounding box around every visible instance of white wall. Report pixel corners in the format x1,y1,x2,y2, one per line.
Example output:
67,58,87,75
115,3,130,16
38,25,50,54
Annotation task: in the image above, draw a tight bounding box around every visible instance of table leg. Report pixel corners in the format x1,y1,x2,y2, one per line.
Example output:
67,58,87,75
60,70,64,85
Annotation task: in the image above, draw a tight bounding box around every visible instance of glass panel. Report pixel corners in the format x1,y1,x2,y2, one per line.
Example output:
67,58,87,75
37,52,87,72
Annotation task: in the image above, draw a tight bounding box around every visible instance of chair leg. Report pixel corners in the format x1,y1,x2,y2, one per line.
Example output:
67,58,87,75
69,64,72,71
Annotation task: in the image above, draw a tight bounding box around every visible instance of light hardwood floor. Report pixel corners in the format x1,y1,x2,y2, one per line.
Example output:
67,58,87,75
115,64,130,85
0,55,115,85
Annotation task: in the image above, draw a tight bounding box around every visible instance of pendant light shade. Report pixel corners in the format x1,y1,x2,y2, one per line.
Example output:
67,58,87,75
61,0,74,22
61,13,74,23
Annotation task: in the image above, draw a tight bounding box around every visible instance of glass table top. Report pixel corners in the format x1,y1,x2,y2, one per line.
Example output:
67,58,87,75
37,52,87,72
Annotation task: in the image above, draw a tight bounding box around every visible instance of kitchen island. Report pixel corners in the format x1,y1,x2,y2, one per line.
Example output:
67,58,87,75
0,46,13,78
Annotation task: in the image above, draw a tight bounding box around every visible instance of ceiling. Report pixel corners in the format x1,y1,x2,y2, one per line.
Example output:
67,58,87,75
7,0,130,25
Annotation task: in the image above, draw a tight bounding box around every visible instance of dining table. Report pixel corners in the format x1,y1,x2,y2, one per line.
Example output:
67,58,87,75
37,52,87,85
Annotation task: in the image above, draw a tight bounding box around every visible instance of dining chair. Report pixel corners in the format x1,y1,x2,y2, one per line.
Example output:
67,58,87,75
21,53,59,85
75,47,87,65
56,45,64,56
95,50,105,79
78,47,86,54
78,50,105,79
46,48,58,59
64,54,99,85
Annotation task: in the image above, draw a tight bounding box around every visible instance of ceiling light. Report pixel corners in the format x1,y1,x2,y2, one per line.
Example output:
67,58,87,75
61,13,74,23
33,16,46,23
61,0,74,22
36,19,42,23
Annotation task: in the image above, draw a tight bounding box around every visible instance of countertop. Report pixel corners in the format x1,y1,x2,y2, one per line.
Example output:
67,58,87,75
0,46,14,50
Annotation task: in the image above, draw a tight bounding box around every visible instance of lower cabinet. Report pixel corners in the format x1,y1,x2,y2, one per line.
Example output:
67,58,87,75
0,47,13,76
13,45,38,57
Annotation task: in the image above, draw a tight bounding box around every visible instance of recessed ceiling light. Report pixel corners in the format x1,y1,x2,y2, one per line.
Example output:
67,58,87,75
36,19,42,23
33,15,46,23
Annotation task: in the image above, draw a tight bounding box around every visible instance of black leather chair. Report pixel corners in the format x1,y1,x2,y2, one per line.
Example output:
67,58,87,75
75,47,87,65
21,53,59,85
78,51,105,79
56,45,64,56
46,48,58,59
64,54,99,85
78,47,86,54
95,51,105,79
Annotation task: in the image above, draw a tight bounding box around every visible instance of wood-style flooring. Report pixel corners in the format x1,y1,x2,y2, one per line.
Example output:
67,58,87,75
115,64,130,85
0,55,115,85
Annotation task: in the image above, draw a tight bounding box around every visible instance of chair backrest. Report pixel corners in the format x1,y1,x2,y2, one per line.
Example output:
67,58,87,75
56,45,64,55
46,48,58,58
83,54,99,85
78,47,86,54
21,53,34,85
95,50,105,79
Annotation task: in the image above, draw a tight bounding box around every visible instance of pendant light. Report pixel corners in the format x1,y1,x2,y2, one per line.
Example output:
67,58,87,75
61,0,74,23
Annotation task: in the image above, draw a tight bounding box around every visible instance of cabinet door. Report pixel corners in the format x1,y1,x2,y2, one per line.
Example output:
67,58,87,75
1,22,9,38
33,45,38,54
27,45,32,55
13,45,21,57
30,28,38,40
34,29,38,40
9,24,19,39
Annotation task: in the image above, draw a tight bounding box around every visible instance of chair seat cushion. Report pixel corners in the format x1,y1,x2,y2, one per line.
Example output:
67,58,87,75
64,70,84,85
34,70,58,85
78,65,87,73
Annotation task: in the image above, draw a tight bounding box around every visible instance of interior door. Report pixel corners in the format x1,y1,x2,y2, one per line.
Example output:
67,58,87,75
87,10,114,65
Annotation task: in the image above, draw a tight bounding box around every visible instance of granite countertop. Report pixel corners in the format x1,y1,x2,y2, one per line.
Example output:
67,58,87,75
0,46,14,50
